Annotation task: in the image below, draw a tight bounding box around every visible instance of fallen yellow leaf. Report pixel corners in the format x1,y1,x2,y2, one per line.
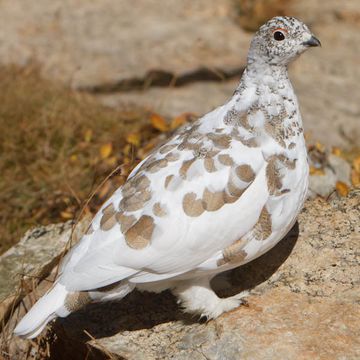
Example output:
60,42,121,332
69,154,77,163
335,181,349,197
351,170,360,188
60,211,73,220
100,143,113,159
123,144,132,157
170,114,187,130
315,141,325,153
84,129,93,142
105,156,117,167
122,157,132,165
126,132,141,147
331,147,342,157
309,166,325,176
353,156,360,173
150,113,169,132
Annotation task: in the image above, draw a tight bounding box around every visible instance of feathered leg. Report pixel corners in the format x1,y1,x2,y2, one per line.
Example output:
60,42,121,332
172,276,248,319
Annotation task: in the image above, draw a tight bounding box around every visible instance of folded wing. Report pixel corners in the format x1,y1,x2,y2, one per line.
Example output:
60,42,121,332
59,110,268,291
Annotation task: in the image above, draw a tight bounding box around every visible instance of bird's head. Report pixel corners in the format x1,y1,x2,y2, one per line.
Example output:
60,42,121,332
248,16,321,67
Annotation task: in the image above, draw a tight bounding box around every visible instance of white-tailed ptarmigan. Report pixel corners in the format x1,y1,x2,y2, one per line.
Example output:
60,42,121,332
14,16,320,338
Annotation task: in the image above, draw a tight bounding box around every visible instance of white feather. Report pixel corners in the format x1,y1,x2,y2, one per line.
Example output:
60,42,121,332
13,284,67,339
14,16,316,337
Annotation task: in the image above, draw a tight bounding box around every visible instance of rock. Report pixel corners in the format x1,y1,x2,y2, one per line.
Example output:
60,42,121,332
65,194,360,359
0,217,89,325
308,151,353,198
90,289,356,360
0,0,250,89
4,193,358,359
234,193,360,301
0,0,359,147
98,80,237,119
308,152,353,198
328,154,352,185
288,0,360,148
97,16,360,148
309,168,337,198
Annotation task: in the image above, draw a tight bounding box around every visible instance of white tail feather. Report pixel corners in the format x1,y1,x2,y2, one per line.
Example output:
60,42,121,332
14,283,68,339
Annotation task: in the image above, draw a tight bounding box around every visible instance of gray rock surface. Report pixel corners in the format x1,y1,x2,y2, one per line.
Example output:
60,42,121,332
0,0,250,89
98,0,360,148
308,153,352,198
328,154,352,186
309,167,338,198
1,1,359,357
98,15,360,148
0,217,89,324
0,0,359,147
4,193,355,360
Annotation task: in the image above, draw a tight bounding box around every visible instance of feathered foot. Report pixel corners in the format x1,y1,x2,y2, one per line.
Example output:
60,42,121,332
172,276,249,319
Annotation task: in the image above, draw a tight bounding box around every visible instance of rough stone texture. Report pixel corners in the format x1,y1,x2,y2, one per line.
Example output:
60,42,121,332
308,154,353,198
1,1,359,357
309,168,338,198
98,0,360,148
15,192,355,360
0,217,89,325
2,193,359,359
0,0,250,89
0,1,359,148
83,289,358,360
328,154,352,186
98,81,237,122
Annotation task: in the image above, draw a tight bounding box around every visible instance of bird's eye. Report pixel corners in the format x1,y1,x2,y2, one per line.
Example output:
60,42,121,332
273,31,285,41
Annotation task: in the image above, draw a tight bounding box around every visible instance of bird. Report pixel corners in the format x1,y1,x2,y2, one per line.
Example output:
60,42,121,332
14,16,320,338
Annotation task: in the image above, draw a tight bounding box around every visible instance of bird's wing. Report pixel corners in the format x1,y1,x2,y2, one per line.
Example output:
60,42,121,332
59,107,269,291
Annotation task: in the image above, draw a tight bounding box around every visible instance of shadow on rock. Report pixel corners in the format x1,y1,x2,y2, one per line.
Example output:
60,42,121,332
49,222,299,359
223,221,299,296
56,290,197,340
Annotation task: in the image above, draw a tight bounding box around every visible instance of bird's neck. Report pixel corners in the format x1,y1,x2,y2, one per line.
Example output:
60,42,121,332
234,62,294,111
230,60,304,151
243,59,289,88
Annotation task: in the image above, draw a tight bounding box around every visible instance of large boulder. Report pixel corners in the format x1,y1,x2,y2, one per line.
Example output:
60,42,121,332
3,193,359,359
0,0,250,89
0,0,359,147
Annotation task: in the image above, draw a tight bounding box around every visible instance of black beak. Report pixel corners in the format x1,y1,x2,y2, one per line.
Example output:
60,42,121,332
303,35,321,47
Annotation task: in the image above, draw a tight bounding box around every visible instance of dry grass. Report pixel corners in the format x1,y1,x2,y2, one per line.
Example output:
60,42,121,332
0,65,154,254
1,267,60,359
0,65,192,359
1,64,359,254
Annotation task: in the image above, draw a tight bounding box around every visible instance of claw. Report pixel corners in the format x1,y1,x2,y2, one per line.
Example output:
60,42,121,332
231,290,250,300
240,299,249,307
